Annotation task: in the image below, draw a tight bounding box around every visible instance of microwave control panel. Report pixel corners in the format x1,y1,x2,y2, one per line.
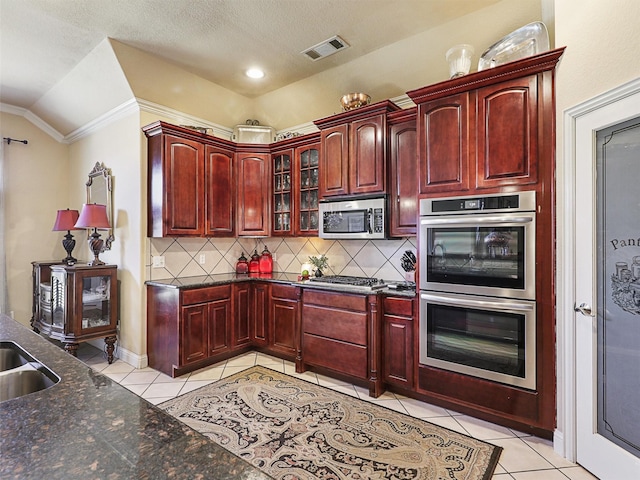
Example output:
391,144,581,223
373,208,384,233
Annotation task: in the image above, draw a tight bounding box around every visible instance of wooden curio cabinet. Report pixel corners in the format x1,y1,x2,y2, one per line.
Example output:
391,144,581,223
314,100,399,199
32,263,118,362
271,149,293,236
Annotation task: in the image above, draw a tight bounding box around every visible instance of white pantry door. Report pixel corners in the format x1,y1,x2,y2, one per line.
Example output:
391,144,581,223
574,82,640,480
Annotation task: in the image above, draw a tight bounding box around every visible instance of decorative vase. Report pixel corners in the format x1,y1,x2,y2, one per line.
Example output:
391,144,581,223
315,268,323,277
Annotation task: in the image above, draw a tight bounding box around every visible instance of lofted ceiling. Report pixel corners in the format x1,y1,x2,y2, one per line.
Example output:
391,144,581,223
0,0,507,110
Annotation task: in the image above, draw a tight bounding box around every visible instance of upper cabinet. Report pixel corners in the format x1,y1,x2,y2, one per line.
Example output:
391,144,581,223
236,147,271,237
314,101,400,199
144,122,236,237
387,108,418,236
407,48,565,197
271,133,321,237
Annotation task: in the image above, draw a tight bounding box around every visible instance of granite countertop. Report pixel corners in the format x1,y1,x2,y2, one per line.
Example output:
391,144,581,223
0,314,272,480
145,272,416,297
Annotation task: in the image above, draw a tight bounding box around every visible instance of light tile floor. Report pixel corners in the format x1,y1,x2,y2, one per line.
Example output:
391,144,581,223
78,344,599,480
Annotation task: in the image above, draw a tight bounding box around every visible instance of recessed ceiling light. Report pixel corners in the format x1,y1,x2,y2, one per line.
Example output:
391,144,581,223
246,68,265,79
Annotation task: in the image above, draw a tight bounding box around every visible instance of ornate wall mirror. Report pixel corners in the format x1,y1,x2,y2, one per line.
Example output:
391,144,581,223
86,162,114,250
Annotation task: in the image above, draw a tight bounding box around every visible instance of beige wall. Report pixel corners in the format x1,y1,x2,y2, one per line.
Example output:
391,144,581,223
1,112,69,323
68,111,145,359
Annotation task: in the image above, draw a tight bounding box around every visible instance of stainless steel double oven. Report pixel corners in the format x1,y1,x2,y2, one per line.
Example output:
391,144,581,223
418,191,537,390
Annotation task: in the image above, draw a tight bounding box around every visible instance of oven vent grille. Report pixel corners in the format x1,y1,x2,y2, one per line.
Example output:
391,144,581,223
301,35,350,61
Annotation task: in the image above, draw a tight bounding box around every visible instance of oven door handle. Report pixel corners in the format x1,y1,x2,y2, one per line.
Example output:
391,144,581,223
420,215,534,226
420,293,535,313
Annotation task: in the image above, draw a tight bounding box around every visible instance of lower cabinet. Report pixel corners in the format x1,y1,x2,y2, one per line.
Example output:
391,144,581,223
233,281,269,348
299,288,382,397
269,284,300,359
382,296,415,389
147,283,232,377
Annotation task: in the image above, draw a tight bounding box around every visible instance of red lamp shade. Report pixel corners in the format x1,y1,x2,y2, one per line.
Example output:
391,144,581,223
75,203,111,229
52,209,80,231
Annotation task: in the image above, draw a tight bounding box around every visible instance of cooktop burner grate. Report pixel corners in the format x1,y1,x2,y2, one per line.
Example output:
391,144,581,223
307,275,387,289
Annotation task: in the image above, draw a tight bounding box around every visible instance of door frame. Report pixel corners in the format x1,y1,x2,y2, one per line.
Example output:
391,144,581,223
556,77,640,463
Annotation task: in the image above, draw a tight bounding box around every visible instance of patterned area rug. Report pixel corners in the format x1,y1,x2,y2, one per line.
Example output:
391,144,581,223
159,366,502,480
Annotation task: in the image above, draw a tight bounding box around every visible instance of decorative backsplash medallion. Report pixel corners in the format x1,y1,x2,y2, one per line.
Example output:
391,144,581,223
148,237,416,282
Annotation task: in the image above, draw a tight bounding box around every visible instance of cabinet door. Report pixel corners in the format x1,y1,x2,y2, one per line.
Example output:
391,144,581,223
207,298,231,356
233,283,251,347
270,285,299,358
205,145,235,236
418,93,471,194
476,76,538,189
251,283,269,346
319,124,349,198
182,304,208,365
271,149,293,236
349,114,386,195
295,142,320,235
382,297,414,388
163,135,205,235
237,152,270,236
389,119,417,236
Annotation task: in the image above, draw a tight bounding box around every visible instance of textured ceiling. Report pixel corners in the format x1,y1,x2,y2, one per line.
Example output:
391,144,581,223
0,0,502,109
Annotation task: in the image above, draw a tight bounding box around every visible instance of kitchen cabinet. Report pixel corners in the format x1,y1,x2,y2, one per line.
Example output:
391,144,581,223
387,108,418,236
382,295,415,389
407,48,564,196
147,283,232,377
233,281,269,348
236,148,271,237
33,263,118,363
298,288,382,397
271,134,321,236
314,101,399,199
269,283,300,359
143,122,236,237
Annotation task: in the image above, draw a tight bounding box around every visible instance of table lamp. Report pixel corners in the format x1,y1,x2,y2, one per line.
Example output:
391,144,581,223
74,203,111,266
52,208,80,265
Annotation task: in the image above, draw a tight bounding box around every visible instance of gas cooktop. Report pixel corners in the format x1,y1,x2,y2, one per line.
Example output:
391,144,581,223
306,275,387,290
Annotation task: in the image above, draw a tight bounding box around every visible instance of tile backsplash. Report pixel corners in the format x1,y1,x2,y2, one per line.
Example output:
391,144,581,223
148,236,417,282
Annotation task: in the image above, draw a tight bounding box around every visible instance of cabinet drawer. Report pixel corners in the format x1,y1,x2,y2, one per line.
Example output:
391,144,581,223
383,296,413,317
303,333,367,379
182,284,231,305
303,289,367,311
271,283,297,300
303,305,367,345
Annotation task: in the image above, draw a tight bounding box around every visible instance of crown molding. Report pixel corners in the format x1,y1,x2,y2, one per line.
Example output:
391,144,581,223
64,98,139,143
136,98,233,140
1,103,65,142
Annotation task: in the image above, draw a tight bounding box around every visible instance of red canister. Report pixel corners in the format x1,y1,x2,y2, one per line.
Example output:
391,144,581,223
259,245,273,274
249,250,260,273
235,253,249,274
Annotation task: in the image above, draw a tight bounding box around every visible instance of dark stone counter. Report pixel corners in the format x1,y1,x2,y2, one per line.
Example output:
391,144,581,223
0,314,272,480
145,272,416,297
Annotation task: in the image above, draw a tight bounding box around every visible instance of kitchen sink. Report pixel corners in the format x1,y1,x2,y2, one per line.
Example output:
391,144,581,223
0,341,60,402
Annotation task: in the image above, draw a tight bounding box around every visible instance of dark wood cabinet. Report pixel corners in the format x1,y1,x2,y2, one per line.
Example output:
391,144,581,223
271,148,294,236
233,281,269,348
269,283,300,359
236,149,271,237
147,283,232,376
315,101,399,199
144,122,236,237
408,49,563,197
299,288,382,397
382,296,415,389
32,263,118,362
388,109,418,236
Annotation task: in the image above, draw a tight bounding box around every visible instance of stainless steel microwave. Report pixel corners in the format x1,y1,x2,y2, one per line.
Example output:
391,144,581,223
319,197,386,240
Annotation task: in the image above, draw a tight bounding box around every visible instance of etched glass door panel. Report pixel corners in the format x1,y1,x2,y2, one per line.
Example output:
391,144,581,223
596,118,640,458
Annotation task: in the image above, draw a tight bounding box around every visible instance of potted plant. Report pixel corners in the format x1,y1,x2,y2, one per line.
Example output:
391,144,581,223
308,254,329,277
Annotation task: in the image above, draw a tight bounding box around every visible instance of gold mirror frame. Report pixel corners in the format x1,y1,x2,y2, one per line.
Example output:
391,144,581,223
86,162,114,251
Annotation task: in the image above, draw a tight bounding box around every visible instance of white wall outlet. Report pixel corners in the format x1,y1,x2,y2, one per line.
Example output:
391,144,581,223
199,254,206,264
152,256,165,268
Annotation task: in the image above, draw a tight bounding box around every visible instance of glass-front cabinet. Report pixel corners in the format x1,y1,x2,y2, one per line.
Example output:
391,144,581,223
32,262,118,363
271,134,320,237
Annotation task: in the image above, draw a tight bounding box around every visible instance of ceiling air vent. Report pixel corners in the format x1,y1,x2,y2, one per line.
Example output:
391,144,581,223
301,35,350,61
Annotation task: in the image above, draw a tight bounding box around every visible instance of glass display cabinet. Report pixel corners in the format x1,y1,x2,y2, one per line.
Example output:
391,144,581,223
32,262,118,363
297,144,320,234
272,151,292,234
